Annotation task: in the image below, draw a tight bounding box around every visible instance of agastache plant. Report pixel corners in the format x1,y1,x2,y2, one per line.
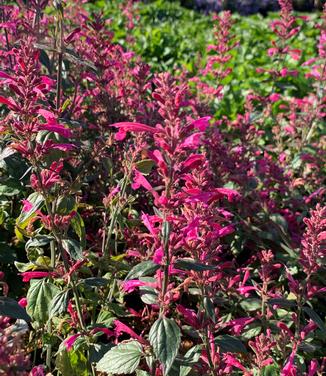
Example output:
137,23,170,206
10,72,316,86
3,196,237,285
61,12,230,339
0,0,325,375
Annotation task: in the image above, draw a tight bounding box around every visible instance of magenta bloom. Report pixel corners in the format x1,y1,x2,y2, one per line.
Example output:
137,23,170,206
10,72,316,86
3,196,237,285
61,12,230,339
111,121,160,140
122,279,146,293
30,365,45,376
281,347,297,376
18,298,28,307
63,334,81,351
21,272,51,282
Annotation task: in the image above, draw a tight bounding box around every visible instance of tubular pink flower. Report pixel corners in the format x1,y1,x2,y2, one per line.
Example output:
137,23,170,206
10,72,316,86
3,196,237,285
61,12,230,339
122,279,146,293
20,271,51,282
63,334,81,351
114,320,146,344
111,122,159,134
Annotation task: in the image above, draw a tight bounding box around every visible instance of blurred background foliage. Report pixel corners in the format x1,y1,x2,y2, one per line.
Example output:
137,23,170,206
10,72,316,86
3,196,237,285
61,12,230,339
86,0,322,118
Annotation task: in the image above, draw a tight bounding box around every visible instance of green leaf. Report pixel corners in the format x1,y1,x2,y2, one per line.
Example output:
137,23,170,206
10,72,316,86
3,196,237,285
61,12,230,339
27,279,60,324
56,196,76,214
240,298,261,312
203,297,215,323
71,212,86,248
14,261,35,272
25,235,54,251
17,192,44,226
0,183,21,196
174,258,216,272
261,364,280,376
135,159,155,175
89,343,114,364
303,307,326,335
149,317,181,375
179,345,202,376
140,286,158,305
126,260,160,280
0,297,31,322
215,335,247,353
56,348,88,376
96,340,143,375
136,371,150,376
84,277,109,287
62,239,83,260
49,290,69,318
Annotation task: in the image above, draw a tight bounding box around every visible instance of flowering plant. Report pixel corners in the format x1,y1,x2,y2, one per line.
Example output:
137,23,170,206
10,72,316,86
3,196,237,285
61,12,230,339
0,0,325,375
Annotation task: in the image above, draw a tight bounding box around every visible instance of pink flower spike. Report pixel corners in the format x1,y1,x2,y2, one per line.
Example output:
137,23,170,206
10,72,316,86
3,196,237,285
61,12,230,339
111,122,159,134
281,347,297,376
21,271,51,282
308,359,319,376
63,334,81,351
153,247,164,265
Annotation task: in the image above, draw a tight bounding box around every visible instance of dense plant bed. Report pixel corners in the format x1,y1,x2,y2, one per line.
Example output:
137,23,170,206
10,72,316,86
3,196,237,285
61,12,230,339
179,0,324,14
0,0,325,375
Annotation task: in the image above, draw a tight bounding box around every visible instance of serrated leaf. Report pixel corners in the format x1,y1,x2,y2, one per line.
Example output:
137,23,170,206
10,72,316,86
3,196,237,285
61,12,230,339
126,260,160,280
0,297,31,322
215,335,247,353
96,340,143,375
27,279,60,324
174,258,216,272
149,317,181,375
62,239,83,260
49,290,69,318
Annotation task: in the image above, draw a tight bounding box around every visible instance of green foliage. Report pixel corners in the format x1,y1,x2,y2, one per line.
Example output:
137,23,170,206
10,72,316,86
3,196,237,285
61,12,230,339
89,0,319,118
26,279,60,324
149,316,181,375
96,340,143,375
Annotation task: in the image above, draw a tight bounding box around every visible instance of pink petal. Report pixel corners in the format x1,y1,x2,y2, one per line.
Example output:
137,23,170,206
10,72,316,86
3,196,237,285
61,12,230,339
111,122,159,134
